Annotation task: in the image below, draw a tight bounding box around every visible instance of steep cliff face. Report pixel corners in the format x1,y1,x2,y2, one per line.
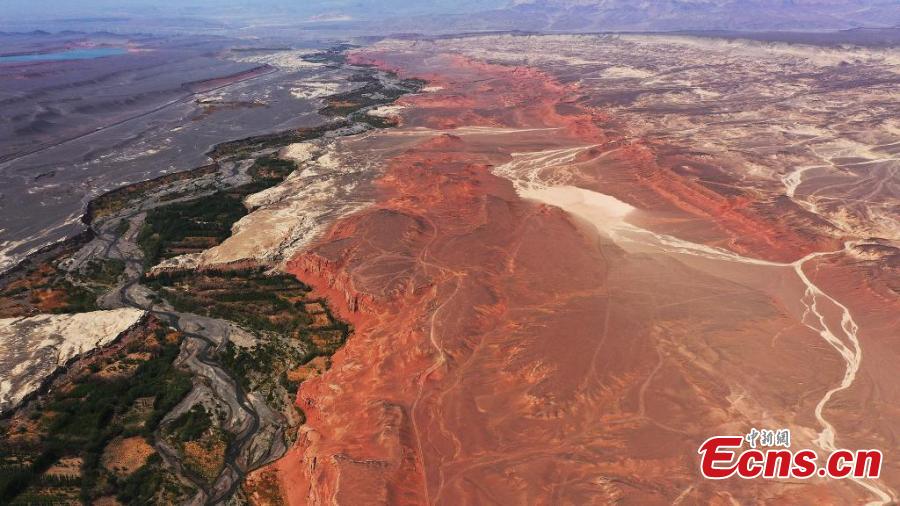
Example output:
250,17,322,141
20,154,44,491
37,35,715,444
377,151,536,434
271,141,618,505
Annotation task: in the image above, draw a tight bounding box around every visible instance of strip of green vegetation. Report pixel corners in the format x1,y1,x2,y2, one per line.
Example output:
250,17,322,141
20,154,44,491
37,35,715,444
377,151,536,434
86,164,218,222
320,73,425,118
50,280,100,313
208,122,345,160
137,190,246,268
137,157,298,269
166,405,212,442
207,54,423,160
145,267,349,399
161,403,231,485
115,219,131,236
145,268,313,335
220,305,349,397
0,325,193,504
80,258,126,287
0,236,109,317
248,156,297,182
115,453,188,505
357,114,399,129
0,448,58,505
219,338,310,393
300,44,354,65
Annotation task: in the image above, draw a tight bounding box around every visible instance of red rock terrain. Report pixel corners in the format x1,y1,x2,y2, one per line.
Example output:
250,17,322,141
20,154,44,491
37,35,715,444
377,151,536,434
247,47,899,505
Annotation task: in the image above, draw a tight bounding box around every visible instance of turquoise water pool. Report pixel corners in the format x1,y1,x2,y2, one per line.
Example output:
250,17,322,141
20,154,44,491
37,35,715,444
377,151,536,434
0,47,127,63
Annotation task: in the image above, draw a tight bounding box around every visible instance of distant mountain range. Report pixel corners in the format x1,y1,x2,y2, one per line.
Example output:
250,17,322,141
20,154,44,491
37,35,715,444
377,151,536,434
377,0,900,33
3,0,899,35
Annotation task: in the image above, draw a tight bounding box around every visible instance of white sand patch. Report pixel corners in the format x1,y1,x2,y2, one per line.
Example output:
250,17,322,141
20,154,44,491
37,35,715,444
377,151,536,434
149,252,201,274
231,49,322,70
280,142,319,163
199,203,319,265
521,185,636,232
602,66,653,79
244,184,290,210
197,181,365,267
367,105,405,118
197,141,375,267
290,81,342,100
315,151,340,170
0,308,145,413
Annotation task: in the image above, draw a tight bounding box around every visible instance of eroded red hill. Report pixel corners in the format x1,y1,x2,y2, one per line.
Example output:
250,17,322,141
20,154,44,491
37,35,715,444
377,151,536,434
246,46,895,505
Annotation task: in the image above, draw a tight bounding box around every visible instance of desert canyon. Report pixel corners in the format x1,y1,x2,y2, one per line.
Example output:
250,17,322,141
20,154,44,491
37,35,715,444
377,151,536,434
241,35,900,505
0,32,898,505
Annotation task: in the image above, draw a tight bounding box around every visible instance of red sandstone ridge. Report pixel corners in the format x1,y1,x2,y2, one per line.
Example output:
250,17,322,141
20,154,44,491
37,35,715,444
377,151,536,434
248,48,886,504
349,50,837,263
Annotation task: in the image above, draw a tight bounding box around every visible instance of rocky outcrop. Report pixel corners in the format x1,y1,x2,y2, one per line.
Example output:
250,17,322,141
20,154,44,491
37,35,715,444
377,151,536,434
0,308,146,414
192,138,385,269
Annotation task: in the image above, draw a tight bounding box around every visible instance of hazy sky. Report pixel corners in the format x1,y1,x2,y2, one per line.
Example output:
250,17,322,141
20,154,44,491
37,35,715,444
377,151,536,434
1,0,508,22
1,0,521,36
3,1,896,35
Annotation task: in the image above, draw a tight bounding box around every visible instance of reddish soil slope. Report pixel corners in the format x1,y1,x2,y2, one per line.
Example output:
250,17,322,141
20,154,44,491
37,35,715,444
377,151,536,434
247,49,895,505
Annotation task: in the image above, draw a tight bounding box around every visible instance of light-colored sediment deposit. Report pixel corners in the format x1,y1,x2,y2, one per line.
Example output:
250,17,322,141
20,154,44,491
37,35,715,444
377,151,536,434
193,139,382,267
0,308,145,413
